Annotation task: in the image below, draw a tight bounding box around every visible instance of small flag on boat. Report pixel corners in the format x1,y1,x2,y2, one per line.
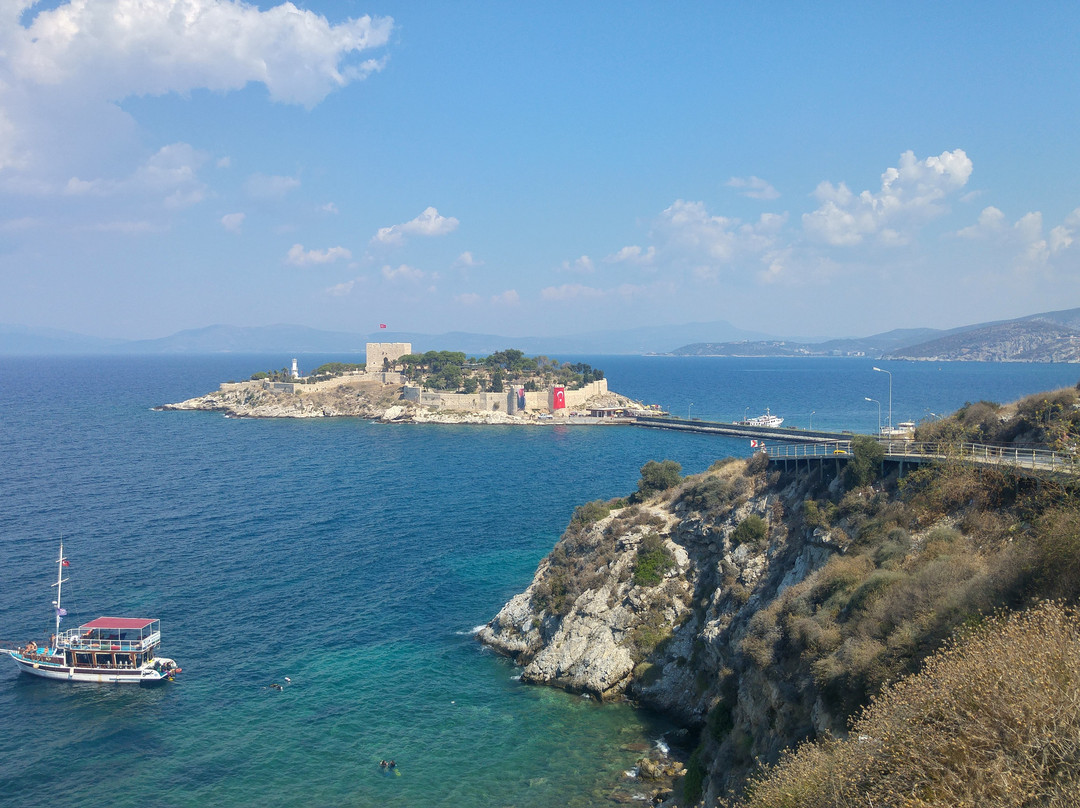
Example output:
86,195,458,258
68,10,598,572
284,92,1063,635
62,559,70,567
380,323,387,329
56,608,66,616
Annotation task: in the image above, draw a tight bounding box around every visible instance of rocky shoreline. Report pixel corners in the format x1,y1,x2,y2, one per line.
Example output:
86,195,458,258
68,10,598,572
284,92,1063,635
158,376,651,424
474,454,857,805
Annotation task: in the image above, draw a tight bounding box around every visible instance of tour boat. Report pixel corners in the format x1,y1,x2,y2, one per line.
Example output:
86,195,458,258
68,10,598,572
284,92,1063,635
740,408,784,428
2,544,181,684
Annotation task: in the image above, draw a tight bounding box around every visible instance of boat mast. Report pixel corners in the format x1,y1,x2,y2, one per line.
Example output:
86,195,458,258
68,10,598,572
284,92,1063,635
52,541,68,641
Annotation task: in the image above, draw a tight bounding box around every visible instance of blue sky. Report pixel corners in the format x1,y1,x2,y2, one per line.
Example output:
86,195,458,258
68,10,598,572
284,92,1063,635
2,1,1079,341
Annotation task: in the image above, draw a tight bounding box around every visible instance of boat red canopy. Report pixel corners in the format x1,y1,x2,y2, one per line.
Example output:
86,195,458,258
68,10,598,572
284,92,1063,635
79,617,157,630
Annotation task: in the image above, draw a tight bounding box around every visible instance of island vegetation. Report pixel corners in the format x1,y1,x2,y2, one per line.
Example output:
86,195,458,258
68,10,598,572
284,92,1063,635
248,349,604,396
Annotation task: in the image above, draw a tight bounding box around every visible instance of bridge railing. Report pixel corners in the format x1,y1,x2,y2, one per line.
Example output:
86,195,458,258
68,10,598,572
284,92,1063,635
764,441,852,459
765,440,1077,473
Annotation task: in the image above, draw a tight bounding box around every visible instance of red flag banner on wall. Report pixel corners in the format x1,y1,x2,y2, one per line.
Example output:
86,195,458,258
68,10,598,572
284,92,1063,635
553,386,566,410
517,387,526,409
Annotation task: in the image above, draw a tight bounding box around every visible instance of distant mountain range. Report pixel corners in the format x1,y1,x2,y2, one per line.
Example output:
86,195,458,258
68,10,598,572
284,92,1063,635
670,308,1080,363
4,308,1080,361
0,319,768,357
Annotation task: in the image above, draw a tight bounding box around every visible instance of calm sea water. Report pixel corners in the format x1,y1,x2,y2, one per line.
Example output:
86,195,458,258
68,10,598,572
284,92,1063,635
0,355,1077,807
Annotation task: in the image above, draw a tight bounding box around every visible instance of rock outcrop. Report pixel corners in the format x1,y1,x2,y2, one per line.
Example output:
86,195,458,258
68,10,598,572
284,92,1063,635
477,456,865,803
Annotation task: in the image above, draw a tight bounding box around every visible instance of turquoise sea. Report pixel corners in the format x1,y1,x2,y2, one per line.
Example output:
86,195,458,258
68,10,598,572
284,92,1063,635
1,355,1078,807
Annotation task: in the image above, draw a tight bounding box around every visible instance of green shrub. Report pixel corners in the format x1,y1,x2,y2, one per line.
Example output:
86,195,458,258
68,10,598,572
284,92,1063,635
844,435,884,488
569,499,612,528
681,745,706,806
731,514,768,549
632,532,675,587
636,459,683,500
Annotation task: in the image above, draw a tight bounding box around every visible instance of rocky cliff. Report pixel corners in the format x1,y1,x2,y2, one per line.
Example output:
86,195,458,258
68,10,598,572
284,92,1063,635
477,438,1068,805
479,454,854,802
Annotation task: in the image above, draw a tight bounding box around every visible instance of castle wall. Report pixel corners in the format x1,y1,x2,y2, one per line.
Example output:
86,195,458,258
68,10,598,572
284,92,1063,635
366,342,412,372
403,379,608,414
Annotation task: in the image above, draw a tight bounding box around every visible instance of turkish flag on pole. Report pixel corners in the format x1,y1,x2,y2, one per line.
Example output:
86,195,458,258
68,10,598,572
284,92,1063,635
380,323,387,329
62,559,70,567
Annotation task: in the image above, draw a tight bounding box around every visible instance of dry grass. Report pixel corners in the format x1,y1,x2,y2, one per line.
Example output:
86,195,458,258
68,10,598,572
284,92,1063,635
739,600,1080,808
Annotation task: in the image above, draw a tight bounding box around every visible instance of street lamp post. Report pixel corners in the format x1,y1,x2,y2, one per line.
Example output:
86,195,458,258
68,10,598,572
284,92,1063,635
810,410,815,430
865,397,881,434
688,402,693,421
872,366,892,432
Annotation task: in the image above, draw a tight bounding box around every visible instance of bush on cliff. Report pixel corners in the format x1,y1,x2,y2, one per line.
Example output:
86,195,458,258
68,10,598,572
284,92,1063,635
634,459,682,502
679,466,752,517
730,514,768,550
530,500,630,616
632,531,675,587
739,601,1080,808
843,434,884,488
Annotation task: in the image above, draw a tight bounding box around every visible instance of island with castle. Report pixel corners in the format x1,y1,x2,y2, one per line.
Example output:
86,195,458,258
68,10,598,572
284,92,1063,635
159,343,662,423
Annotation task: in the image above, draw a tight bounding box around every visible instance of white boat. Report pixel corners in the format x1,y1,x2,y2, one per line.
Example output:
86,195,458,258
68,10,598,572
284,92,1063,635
739,408,784,428
3,543,181,684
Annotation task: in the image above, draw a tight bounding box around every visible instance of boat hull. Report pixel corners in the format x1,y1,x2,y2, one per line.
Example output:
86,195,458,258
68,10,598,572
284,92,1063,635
8,652,172,684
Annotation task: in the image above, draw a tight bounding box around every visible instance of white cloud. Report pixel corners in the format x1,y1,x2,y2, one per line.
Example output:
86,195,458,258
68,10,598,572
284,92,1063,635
381,263,424,281
286,243,352,266
0,1,393,183
1,216,41,232
654,200,782,264
220,212,245,233
957,206,1007,238
372,206,459,246
454,292,482,305
492,289,520,305
5,1,392,106
454,251,482,268
326,278,359,297
245,173,300,201
803,149,973,246
541,283,604,301
80,220,159,233
559,255,595,273
60,142,208,207
957,205,1080,269
605,245,656,265
319,202,339,214
727,175,780,201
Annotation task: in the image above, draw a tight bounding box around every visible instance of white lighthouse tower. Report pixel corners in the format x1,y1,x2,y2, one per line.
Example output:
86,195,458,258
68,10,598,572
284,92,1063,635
291,358,299,379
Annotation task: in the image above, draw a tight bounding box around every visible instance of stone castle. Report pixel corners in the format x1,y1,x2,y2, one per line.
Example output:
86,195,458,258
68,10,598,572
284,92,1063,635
227,342,612,416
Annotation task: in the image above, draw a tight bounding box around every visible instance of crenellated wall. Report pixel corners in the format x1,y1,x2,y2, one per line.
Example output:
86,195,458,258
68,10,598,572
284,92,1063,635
403,379,608,413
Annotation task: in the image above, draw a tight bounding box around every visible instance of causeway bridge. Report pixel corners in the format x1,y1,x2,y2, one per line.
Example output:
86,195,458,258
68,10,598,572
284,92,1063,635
627,415,1077,477
765,440,1078,477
